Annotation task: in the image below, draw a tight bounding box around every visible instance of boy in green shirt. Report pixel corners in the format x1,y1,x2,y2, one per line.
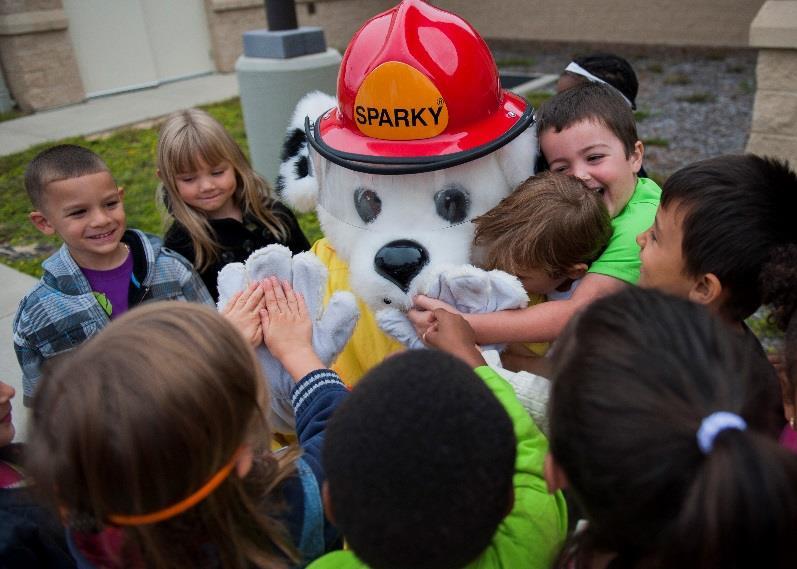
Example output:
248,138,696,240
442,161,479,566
310,312,567,569
410,83,660,346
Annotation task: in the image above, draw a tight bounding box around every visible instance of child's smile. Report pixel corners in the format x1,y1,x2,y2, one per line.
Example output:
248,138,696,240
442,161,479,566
541,118,643,217
32,171,128,271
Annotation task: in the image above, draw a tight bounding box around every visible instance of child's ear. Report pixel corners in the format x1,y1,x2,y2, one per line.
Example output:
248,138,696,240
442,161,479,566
630,140,644,174
564,263,589,281
29,211,55,236
322,481,336,525
156,168,163,181
234,445,254,478
543,452,569,493
688,272,723,308
118,187,125,201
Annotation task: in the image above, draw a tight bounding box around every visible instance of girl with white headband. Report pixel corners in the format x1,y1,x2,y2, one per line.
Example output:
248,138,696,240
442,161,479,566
545,287,797,569
556,53,639,110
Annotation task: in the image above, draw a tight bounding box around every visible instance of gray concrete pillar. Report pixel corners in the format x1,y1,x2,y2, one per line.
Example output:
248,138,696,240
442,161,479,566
236,47,340,185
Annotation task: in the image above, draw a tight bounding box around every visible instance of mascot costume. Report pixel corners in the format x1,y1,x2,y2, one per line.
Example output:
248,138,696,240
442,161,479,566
219,0,537,432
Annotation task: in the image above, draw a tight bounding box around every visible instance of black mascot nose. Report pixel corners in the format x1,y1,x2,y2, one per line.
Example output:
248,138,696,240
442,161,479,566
374,240,429,292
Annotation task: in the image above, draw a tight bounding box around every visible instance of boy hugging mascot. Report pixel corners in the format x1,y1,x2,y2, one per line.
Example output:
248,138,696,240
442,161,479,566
221,0,537,428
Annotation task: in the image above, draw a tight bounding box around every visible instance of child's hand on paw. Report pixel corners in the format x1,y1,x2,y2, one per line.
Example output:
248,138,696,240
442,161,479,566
422,308,486,369
260,277,323,381
408,295,462,338
221,282,265,347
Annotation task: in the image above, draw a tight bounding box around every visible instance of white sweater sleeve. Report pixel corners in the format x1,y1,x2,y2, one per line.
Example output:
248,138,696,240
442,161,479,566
482,349,551,437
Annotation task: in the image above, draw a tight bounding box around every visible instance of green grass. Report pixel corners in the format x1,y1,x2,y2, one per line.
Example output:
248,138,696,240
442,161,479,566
746,306,783,353
495,56,536,68
664,73,691,86
0,97,321,278
634,108,652,122
524,90,554,111
645,137,670,148
0,107,28,123
677,92,716,104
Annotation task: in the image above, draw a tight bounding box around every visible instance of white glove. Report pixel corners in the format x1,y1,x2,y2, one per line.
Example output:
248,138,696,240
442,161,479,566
377,264,528,351
217,244,358,434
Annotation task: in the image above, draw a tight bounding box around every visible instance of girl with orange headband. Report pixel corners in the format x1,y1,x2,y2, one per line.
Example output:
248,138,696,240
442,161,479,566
25,282,349,569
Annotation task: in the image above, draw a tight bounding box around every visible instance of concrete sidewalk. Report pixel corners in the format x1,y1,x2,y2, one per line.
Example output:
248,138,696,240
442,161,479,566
1,264,37,443
0,73,239,156
1,73,241,442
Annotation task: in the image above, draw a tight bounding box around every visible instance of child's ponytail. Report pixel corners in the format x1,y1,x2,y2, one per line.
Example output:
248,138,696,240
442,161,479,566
550,287,797,569
671,430,797,569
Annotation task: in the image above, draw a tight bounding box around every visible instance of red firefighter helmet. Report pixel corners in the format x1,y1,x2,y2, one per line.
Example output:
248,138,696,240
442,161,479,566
305,0,533,174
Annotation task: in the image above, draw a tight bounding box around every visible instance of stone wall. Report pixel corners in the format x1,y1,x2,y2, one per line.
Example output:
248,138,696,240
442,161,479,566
0,0,84,111
747,2,797,165
297,0,394,50
204,0,265,73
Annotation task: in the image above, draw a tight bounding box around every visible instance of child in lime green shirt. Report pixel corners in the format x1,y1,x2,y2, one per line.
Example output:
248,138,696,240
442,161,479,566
310,310,567,569
410,83,660,346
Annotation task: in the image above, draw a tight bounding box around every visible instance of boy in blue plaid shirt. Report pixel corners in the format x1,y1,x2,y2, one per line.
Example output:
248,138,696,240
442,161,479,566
13,145,213,404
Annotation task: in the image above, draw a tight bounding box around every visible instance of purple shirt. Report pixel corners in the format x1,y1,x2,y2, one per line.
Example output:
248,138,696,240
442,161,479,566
81,252,133,319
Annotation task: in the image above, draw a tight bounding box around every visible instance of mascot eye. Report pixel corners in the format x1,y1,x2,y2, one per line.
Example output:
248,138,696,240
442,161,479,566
434,186,470,224
354,188,382,223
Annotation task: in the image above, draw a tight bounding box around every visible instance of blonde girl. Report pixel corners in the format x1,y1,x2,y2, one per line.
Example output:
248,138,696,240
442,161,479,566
26,298,349,568
159,108,310,300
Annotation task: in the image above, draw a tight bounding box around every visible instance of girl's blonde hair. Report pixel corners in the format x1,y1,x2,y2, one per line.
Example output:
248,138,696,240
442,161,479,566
27,302,299,569
157,108,289,271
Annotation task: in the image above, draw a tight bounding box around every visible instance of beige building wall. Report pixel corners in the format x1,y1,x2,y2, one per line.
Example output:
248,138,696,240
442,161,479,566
439,0,766,48
0,0,774,111
747,1,797,165
286,0,768,50
0,0,84,111
204,0,393,72
206,0,768,69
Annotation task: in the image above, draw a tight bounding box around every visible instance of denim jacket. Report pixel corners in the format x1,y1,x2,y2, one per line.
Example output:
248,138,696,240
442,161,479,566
13,229,213,403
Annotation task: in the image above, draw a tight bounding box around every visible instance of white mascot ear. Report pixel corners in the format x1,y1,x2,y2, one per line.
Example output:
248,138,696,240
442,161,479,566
275,91,337,213
495,127,539,188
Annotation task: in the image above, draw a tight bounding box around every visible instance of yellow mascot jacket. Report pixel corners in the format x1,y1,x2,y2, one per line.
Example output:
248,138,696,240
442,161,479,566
312,238,404,385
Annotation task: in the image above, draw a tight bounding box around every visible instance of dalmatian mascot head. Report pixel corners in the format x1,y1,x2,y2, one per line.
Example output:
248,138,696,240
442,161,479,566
278,0,536,322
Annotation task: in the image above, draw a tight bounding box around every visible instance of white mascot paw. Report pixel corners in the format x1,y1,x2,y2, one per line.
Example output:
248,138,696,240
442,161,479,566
377,265,529,351
217,244,359,434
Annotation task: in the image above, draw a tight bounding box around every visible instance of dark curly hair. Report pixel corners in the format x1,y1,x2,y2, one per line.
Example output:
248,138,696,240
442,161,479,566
323,350,516,569
761,243,797,393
